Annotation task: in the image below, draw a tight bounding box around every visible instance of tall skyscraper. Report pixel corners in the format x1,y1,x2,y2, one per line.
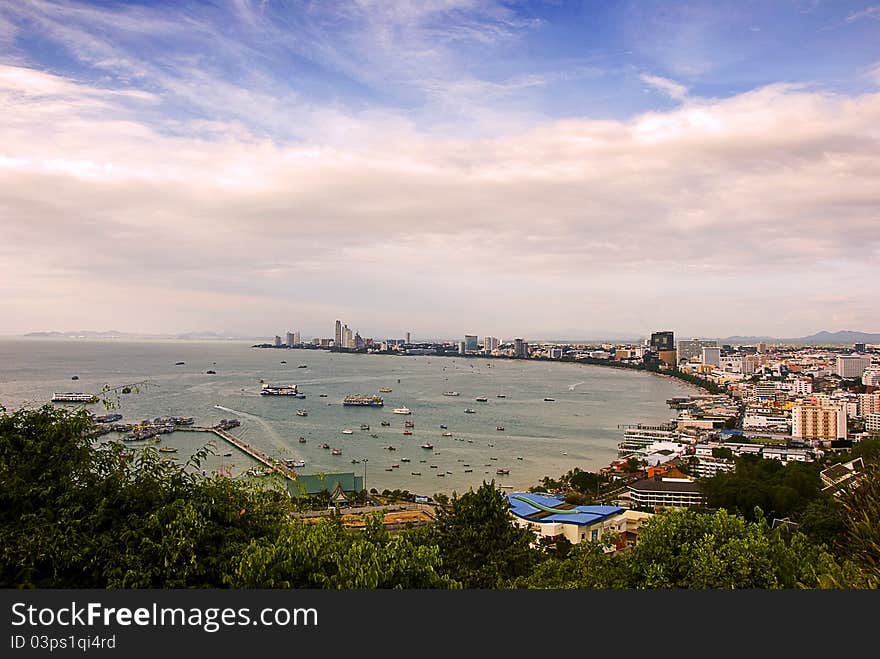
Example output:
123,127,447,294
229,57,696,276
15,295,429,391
484,336,499,352
285,331,295,347
514,338,528,358
837,355,871,379
335,320,342,347
701,346,721,367
273,335,282,347
677,338,717,362
464,335,478,352
406,332,411,344
650,331,675,352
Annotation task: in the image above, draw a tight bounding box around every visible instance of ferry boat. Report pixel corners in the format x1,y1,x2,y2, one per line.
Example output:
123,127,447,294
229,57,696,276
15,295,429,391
261,383,298,396
344,395,384,407
392,407,412,415
296,410,308,416
51,392,98,403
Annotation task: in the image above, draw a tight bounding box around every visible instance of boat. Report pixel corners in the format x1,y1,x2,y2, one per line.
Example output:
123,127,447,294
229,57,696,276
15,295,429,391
464,469,473,473
464,408,476,414
331,448,342,455
158,447,178,453
404,420,415,427
298,437,307,443
421,443,434,449
223,452,233,457
296,410,308,417
379,387,393,393
496,394,506,398
261,383,299,396
206,370,216,374
352,459,361,464
403,430,413,436
286,459,306,468
429,465,438,468
319,394,328,397
298,364,308,368
442,391,460,397
381,421,391,427
344,395,384,407
441,432,453,437
496,468,509,475
437,473,445,477
360,424,370,430
385,467,393,471
320,443,330,449
391,464,399,469
400,457,410,462
439,424,448,429
51,392,98,403
411,472,421,476
385,445,396,451
342,429,354,434
392,407,412,415
71,375,79,380
370,433,379,438
516,456,523,460
280,360,287,364
496,426,505,431
475,396,488,402
544,397,555,402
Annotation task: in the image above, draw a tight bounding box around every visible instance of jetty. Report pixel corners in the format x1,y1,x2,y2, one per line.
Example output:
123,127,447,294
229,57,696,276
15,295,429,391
177,425,298,481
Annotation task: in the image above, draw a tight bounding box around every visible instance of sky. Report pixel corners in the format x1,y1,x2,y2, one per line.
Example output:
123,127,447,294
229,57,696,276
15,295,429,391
0,0,878,341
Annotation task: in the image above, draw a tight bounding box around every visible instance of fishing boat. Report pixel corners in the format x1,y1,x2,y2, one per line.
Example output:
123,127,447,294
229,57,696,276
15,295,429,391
404,420,415,428
331,448,342,456
421,443,434,450
320,443,330,449
475,396,488,402
544,397,555,402
175,362,185,366
360,424,370,430
158,447,178,453
496,394,506,398
296,410,308,416
464,469,473,473
298,364,307,368
385,445,397,451
400,457,410,462
411,472,421,476
442,391,460,396
439,424,448,429
370,433,379,438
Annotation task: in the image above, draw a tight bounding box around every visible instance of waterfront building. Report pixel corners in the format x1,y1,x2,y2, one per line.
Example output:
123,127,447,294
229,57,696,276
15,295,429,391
549,347,563,359
483,336,500,352
335,320,342,347
650,331,675,352
464,334,479,352
791,404,848,443
677,338,717,362
286,331,296,347
514,338,528,358
506,492,652,549
458,341,466,355
406,332,411,344
617,423,682,458
658,350,678,369
273,335,282,347
627,470,705,511
836,355,872,379
701,346,721,367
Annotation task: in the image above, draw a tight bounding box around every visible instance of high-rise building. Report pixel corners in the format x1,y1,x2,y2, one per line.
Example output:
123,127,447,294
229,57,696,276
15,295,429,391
514,338,528,358
355,333,364,350
650,331,675,352
464,335,479,352
791,404,848,443
677,339,717,362
757,342,767,354
854,343,867,353
458,341,466,355
863,367,880,388
286,331,295,347
335,320,342,347
836,355,872,379
858,393,880,417
273,335,282,347
483,336,500,352
701,347,721,367
406,332,411,344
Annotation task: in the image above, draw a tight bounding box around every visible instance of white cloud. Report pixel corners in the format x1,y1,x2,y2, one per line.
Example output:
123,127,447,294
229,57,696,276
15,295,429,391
640,74,689,101
1,65,879,336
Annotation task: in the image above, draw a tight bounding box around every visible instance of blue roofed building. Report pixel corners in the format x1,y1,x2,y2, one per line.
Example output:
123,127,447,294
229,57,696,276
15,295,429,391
505,492,652,549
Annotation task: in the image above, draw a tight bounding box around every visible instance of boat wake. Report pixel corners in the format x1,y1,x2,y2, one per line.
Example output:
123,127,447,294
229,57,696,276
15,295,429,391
213,405,286,450
568,381,585,391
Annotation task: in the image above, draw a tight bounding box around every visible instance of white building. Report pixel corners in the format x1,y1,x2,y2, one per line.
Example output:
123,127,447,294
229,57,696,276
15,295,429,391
836,355,872,379
862,367,880,388
702,346,721,367
867,413,880,433
791,404,848,443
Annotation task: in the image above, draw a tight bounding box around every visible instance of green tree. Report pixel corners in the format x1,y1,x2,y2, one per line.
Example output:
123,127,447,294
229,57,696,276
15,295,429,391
420,481,538,588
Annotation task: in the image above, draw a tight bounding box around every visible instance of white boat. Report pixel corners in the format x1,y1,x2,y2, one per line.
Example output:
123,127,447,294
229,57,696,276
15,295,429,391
342,429,354,434
442,391,460,396
475,396,488,402
442,432,453,437
392,407,412,415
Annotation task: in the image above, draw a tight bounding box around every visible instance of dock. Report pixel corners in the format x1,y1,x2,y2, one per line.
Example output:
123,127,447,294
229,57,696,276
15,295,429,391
177,426,298,481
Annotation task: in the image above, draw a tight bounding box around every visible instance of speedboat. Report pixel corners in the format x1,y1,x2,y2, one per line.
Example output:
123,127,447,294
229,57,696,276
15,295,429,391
439,424,448,429
392,407,412,415
331,448,342,455
544,397,555,402
342,429,354,434
441,432,453,437
421,443,434,449
464,408,476,414
496,426,504,431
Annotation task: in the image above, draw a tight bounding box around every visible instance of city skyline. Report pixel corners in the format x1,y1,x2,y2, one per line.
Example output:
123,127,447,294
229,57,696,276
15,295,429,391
1,1,879,338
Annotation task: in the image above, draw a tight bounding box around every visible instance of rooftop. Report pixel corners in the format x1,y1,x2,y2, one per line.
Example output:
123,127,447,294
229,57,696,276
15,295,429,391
506,493,623,526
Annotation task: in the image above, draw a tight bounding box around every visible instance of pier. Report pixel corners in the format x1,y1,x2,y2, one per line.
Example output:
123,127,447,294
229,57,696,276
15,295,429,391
177,426,298,481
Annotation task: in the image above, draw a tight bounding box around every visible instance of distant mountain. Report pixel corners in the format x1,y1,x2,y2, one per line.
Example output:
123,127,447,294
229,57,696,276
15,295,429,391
716,330,880,345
